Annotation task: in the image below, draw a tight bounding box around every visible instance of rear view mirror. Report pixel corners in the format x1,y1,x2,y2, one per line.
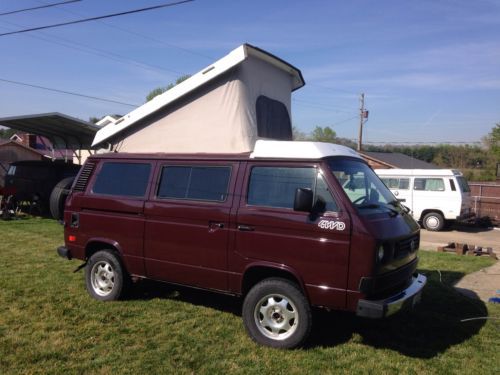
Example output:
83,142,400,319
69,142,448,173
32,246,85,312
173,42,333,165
294,188,313,212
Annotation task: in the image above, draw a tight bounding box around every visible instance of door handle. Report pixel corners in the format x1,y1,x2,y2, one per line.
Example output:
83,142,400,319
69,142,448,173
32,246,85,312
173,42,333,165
209,222,225,229
238,224,255,231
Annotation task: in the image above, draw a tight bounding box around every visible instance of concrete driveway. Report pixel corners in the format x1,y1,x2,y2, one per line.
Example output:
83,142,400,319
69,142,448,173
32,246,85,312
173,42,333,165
420,225,500,302
420,225,500,252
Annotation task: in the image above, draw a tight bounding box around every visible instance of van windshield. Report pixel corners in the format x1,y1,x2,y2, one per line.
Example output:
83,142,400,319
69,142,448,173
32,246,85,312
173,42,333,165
328,159,400,215
456,176,471,193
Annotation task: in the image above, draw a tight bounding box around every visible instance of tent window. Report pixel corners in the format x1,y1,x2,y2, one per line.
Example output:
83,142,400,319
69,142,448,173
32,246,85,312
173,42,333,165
256,95,292,140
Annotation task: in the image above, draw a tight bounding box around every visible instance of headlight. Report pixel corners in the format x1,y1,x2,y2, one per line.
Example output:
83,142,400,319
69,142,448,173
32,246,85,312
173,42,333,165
377,245,385,261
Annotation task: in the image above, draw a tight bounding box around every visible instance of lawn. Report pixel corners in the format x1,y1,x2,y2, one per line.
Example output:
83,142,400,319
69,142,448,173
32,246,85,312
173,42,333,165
1,218,499,374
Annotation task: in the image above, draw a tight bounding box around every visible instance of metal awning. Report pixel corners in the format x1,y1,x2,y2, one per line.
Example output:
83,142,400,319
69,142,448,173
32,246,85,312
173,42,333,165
0,112,99,149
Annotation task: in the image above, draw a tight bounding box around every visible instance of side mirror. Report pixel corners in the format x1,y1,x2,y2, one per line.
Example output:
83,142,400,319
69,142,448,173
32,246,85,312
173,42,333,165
294,188,313,212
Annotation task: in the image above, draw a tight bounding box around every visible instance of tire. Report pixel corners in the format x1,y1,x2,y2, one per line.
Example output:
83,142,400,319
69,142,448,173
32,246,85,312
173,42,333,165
49,177,74,220
85,250,130,301
242,278,312,349
422,212,444,231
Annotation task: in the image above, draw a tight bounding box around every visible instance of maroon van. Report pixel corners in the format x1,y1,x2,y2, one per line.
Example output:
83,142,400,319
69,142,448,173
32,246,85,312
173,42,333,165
57,140,426,348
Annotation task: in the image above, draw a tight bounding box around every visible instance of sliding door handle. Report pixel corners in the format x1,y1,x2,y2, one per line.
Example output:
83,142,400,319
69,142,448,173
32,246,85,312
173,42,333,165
238,224,255,232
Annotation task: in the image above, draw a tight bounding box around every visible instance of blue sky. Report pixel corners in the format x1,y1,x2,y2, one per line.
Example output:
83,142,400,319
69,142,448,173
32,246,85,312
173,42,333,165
0,0,499,144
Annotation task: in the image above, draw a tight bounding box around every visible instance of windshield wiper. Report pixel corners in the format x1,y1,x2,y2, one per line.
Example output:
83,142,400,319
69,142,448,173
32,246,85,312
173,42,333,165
358,202,399,217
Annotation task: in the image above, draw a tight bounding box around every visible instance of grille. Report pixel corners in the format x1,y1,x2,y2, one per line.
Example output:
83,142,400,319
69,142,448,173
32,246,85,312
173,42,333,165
395,235,419,258
73,161,95,192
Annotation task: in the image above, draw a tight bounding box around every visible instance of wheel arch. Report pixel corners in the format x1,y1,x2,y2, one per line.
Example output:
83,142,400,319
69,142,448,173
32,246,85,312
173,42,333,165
85,238,123,260
241,263,308,300
419,209,444,221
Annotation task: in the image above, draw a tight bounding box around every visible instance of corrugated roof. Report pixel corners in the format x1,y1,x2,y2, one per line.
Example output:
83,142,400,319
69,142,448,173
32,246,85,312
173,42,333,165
0,113,99,149
361,151,438,169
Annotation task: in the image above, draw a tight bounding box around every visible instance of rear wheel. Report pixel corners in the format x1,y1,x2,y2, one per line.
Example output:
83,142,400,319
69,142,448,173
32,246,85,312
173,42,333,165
242,278,311,349
422,212,444,231
85,250,130,301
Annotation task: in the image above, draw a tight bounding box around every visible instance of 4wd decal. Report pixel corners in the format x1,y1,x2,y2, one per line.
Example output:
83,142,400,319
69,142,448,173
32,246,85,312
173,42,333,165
318,220,346,231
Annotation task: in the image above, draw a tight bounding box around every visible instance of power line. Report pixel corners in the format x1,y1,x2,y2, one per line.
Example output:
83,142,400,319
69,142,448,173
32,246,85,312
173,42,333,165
0,77,139,107
307,82,357,96
35,0,214,61
0,19,184,76
0,0,195,37
292,98,357,113
0,0,81,16
330,115,358,126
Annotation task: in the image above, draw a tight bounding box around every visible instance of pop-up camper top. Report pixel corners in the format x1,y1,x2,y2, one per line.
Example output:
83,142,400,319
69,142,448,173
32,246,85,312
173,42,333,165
92,44,305,154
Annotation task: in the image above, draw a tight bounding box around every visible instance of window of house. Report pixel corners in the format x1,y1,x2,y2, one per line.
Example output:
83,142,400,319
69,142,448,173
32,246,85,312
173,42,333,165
158,166,231,202
414,178,445,191
92,162,151,197
247,166,338,211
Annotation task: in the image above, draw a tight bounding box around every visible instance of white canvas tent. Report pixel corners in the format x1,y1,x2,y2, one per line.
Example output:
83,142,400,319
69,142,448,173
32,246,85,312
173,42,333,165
92,44,304,153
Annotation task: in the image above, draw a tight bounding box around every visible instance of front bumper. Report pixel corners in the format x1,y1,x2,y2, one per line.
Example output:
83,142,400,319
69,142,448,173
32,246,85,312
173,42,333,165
356,273,427,318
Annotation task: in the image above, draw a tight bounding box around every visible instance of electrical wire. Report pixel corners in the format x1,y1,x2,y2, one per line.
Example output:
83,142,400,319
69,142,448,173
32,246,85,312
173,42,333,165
0,0,81,16
0,20,184,76
293,98,357,113
0,78,139,107
35,0,214,61
0,0,195,37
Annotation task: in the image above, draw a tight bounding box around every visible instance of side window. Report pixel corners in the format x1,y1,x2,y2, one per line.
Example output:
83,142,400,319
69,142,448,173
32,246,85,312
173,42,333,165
449,179,456,191
381,177,409,190
381,178,398,189
315,174,339,212
414,178,445,191
247,167,338,211
399,178,410,190
92,162,151,197
255,95,292,140
158,166,231,202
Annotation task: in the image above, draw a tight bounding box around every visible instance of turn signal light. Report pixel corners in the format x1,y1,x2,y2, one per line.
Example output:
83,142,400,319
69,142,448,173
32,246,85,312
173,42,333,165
68,235,76,242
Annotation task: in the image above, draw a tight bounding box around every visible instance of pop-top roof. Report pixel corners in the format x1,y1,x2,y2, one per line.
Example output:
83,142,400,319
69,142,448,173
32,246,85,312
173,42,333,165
251,140,362,159
92,43,305,148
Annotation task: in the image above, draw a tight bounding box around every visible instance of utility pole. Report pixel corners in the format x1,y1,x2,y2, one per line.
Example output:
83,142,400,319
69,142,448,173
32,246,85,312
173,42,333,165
357,93,368,151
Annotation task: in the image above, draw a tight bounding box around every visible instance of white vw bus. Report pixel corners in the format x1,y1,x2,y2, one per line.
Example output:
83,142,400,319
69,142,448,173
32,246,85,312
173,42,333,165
375,169,473,231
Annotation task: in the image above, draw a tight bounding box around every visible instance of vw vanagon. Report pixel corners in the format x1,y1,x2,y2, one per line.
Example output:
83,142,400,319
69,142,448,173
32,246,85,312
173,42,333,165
376,169,473,231
57,140,426,348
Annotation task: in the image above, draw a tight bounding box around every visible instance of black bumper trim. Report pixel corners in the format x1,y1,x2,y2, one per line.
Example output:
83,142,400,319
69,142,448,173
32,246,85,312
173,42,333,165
357,273,427,318
57,246,72,260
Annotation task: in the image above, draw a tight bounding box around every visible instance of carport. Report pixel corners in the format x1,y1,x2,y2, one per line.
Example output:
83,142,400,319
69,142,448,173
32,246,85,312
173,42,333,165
0,112,99,164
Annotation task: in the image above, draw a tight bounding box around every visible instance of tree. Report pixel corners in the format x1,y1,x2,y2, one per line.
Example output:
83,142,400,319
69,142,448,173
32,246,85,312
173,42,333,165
0,127,16,139
292,126,307,141
145,74,192,102
310,126,336,143
483,123,500,158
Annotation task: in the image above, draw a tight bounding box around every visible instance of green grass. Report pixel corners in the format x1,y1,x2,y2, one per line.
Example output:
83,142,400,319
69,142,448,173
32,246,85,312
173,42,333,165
1,217,499,374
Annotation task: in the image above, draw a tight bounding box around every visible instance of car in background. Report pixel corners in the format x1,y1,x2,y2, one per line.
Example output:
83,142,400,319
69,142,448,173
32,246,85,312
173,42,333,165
375,169,474,231
3,160,80,219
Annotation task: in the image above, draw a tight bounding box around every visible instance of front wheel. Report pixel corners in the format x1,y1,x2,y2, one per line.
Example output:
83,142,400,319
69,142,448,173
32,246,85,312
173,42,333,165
242,278,312,349
85,250,130,301
422,212,444,231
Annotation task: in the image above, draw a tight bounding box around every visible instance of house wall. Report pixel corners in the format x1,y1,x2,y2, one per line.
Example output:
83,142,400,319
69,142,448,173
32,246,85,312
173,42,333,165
0,143,43,188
